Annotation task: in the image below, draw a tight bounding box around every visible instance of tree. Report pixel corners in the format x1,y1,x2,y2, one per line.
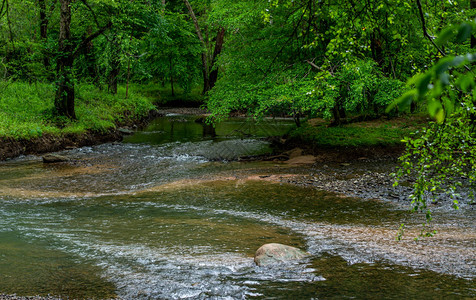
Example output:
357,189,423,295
54,0,111,118
389,21,475,232
206,0,425,123
183,0,225,94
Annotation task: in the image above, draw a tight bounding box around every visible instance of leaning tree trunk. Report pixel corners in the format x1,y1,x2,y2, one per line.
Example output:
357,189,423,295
183,0,225,93
183,0,210,94
55,0,76,119
208,27,225,90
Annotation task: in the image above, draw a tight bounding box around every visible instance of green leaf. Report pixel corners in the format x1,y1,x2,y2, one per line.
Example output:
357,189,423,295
435,108,445,123
433,57,452,77
455,23,473,43
387,90,416,113
416,72,432,95
435,25,457,46
457,74,475,92
428,100,442,116
439,73,450,86
450,55,466,67
442,96,454,115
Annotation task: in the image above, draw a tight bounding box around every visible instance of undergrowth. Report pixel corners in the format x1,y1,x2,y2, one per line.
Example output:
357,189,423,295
0,81,155,139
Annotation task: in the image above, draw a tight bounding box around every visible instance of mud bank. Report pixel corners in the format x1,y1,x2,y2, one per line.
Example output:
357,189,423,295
0,110,162,161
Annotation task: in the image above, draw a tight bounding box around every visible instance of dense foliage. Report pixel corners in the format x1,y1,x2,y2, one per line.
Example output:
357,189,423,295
1,0,473,121
389,23,475,230
207,0,474,125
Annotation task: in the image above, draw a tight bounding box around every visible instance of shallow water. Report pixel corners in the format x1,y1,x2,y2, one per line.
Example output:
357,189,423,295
0,116,474,299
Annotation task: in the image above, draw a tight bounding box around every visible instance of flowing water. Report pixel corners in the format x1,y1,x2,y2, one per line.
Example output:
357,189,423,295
0,115,474,299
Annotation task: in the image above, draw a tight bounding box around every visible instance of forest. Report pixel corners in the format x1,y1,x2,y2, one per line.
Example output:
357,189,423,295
0,0,475,298
1,0,474,219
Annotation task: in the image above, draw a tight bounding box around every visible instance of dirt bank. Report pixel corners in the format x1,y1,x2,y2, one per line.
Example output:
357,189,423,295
0,110,163,161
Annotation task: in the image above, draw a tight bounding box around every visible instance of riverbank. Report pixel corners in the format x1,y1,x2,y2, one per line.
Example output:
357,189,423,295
0,109,162,161
0,82,159,160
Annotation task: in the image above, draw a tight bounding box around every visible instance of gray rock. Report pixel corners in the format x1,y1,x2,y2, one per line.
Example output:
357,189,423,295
42,154,69,163
118,128,135,135
254,243,309,266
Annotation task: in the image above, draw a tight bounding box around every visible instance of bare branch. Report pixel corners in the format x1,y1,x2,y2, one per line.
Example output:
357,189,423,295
415,0,446,57
306,59,319,70
415,0,471,72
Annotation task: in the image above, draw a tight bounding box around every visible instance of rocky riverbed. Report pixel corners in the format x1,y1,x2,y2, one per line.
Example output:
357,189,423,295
0,295,61,300
1,114,474,299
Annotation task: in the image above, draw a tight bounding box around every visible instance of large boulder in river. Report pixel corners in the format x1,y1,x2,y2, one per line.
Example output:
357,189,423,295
42,154,70,163
254,243,309,266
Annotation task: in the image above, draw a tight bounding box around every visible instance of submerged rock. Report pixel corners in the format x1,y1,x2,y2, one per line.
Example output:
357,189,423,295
42,154,70,163
118,127,135,135
285,155,317,165
254,243,309,266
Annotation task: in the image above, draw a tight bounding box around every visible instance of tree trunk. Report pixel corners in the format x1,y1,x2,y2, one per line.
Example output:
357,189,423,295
108,65,120,94
371,32,384,67
201,53,210,93
331,100,346,126
170,57,175,97
55,0,76,119
125,57,131,98
208,27,225,90
183,0,210,94
108,36,121,94
54,0,111,117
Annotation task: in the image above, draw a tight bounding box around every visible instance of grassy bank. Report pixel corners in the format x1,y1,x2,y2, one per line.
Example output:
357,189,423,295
289,117,427,148
0,81,155,140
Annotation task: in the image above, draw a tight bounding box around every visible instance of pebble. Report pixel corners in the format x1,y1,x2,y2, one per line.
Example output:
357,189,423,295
0,295,61,300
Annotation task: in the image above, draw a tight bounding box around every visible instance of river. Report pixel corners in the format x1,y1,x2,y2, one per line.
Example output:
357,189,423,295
0,115,474,299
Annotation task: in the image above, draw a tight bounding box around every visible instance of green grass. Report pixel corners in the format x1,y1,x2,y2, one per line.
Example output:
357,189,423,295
0,81,155,139
289,117,425,148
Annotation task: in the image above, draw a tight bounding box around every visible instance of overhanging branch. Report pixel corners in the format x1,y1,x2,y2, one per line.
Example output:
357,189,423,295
415,0,446,57
73,21,112,58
